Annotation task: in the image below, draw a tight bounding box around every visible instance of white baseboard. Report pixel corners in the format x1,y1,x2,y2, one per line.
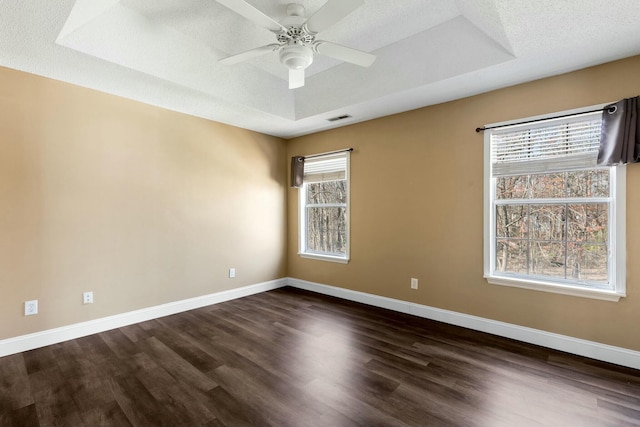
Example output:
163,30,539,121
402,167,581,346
287,277,640,370
0,279,287,358
4,276,639,371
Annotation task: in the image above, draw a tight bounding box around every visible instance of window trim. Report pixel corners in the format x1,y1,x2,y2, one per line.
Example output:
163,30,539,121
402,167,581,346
483,105,626,302
298,152,350,263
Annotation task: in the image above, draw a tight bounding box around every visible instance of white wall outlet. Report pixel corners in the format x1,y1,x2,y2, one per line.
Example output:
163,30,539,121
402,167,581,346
83,291,93,304
229,268,236,278
25,300,38,316
411,278,419,290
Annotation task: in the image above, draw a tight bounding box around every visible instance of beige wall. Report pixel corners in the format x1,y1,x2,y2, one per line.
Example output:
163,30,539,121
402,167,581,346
287,55,640,351
3,56,640,353
0,67,287,340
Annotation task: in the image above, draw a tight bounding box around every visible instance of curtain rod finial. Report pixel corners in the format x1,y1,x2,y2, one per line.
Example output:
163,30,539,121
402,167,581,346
476,127,485,133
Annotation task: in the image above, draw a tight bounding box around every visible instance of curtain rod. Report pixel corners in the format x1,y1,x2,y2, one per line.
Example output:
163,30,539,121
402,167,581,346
475,105,616,133
302,148,353,159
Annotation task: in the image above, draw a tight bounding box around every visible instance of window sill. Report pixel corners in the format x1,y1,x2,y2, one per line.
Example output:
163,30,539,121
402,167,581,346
299,252,349,264
485,275,624,302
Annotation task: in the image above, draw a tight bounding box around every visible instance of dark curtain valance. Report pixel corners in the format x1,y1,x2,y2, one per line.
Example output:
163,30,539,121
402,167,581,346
597,96,640,166
290,156,304,188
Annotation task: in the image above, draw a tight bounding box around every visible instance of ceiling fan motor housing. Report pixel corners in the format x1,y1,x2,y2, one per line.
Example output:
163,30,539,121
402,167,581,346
215,0,376,88
277,4,315,70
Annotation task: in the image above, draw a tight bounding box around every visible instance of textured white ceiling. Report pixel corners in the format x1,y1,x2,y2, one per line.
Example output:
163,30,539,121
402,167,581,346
1,0,640,138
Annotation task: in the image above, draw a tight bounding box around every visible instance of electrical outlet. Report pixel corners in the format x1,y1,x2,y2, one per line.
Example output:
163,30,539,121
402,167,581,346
411,278,419,290
229,268,236,278
25,300,38,316
83,291,93,304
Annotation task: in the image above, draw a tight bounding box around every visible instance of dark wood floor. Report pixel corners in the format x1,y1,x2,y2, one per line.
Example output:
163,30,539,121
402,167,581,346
1,287,639,427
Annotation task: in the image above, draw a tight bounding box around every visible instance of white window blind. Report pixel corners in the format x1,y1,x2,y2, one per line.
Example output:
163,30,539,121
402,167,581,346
491,113,602,177
304,153,347,183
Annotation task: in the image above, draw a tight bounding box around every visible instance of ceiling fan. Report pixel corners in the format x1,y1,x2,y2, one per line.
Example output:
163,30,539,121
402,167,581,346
215,0,376,89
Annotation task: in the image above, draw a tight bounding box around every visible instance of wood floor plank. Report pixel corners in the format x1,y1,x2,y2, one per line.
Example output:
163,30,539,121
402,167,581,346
98,328,140,359
1,287,639,427
304,378,411,427
79,400,133,427
205,385,274,427
140,336,218,392
146,324,222,373
22,347,58,375
28,367,85,427
118,323,154,343
135,365,216,426
211,364,362,427
109,374,181,427
0,354,33,412
0,403,40,427
597,398,640,425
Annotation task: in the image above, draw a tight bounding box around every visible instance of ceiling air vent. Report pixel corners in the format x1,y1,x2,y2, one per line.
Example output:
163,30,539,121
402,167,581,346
327,114,352,122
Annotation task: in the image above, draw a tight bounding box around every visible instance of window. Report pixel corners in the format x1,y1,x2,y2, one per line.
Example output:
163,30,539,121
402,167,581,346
484,108,626,301
299,152,350,263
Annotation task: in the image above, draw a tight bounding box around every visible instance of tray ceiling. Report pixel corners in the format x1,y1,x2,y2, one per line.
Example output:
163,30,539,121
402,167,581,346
1,0,640,138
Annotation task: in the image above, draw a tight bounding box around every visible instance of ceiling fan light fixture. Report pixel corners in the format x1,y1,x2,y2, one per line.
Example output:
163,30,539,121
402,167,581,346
279,44,313,70
216,0,375,89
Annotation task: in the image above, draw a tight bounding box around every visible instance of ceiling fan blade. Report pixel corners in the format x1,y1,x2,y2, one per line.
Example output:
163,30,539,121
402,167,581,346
304,0,364,34
219,44,280,65
215,0,286,33
289,69,305,89
314,41,376,67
